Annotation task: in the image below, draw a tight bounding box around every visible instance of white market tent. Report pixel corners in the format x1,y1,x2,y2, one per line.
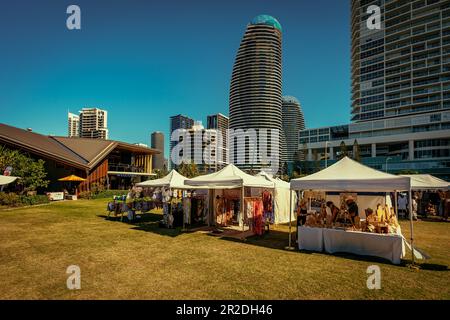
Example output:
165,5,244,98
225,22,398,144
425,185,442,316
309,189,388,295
257,171,297,224
290,157,410,192
184,164,275,230
184,164,274,189
0,175,18,186
136,170,191,189
289,157,421,263
400,174,449,190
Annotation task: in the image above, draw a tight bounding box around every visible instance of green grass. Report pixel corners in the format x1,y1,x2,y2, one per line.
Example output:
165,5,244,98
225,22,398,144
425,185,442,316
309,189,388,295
0,199,449,300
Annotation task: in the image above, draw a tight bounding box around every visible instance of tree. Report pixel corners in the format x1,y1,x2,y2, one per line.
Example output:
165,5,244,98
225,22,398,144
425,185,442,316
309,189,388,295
153,168,168,179
353,139,361,162
0,145,49,192
338,141,348,160
178,160,199,178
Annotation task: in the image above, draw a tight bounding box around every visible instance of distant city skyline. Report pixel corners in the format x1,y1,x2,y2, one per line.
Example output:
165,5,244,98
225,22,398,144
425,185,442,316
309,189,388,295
0,0,351,155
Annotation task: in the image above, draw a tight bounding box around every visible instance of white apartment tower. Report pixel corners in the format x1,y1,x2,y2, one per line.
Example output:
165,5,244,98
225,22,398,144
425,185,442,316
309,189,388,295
68,112,80,137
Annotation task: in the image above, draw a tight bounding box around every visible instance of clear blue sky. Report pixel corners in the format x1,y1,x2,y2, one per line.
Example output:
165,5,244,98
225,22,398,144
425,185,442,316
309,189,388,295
0,0,350,155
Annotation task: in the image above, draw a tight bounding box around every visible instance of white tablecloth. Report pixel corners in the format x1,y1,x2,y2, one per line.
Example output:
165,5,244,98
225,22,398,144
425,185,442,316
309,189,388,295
297,226,324,252
322,228,404,264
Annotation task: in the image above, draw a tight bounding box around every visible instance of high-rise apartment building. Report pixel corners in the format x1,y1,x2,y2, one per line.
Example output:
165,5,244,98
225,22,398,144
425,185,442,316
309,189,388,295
151,131,165,170
68,112,80,137
282,96,305,163
298,0,450,180
229,15,283,174
76,108,109,139
169,114,194,169
207,113,229,166
351,0,450,122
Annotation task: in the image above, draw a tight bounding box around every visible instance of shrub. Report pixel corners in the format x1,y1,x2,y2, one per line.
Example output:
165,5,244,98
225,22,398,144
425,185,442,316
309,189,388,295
19,195,49,206
0,192,49,207
78,191,92,199
91,190,127,199
0,192,21,207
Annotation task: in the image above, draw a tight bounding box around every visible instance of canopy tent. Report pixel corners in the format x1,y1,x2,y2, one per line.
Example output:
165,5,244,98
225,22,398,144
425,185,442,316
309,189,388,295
0,175,18,186
184,164,274,189
400,174,449,190
257,171,297,224
58,174,86,182
290,157,410,192
289,157,421,264
136,169,192,189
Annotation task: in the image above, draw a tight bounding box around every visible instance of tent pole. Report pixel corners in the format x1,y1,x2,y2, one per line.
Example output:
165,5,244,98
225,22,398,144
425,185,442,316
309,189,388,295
288,189,292,248
394,191,398,217
241,186,245,231
409,188,415,265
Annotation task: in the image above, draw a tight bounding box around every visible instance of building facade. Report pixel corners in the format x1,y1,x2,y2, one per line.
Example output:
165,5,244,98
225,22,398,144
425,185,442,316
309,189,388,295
68,112,80,138
229,15,283,174
151,131,165,170
298,0,450,180
79,108,109,139
207,113,229,166
0,123,159,192
282,96,305,163
169,114,194,170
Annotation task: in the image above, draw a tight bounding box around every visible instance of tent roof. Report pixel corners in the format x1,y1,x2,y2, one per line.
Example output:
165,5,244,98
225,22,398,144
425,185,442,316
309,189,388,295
290,157,411,192
184,164,274,189
0,175,18,186
400,174,449,190
136,170,191,189
257,171,290,189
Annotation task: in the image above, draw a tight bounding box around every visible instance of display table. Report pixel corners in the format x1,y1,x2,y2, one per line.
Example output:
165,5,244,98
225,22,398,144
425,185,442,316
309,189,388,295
297,226,324,252
322,228,404,264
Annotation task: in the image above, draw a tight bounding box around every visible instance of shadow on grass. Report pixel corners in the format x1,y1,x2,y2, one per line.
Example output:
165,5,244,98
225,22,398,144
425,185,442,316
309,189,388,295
220,229,450,269
97,212,184,238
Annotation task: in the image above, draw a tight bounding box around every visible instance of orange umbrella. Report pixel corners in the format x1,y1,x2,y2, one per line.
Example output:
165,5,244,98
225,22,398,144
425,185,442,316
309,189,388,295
58,175,86,182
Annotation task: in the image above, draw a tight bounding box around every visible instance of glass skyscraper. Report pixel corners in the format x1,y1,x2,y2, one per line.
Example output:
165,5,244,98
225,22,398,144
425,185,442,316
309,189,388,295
229,15,283,174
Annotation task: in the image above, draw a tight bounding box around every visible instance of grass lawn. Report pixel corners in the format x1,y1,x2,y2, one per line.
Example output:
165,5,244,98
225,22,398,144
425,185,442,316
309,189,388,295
0,199,449,300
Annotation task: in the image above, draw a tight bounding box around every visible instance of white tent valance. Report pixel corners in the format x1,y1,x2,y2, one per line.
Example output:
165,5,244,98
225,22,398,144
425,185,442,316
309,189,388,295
290,157,411,192
400,174,449,190
184,164,274,189
0,175,18,186
136,170,193,189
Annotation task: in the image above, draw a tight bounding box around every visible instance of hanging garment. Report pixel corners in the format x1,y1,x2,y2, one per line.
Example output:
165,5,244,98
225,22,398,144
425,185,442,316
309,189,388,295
253,200,264,235
183,198,191,225
262,190,273,213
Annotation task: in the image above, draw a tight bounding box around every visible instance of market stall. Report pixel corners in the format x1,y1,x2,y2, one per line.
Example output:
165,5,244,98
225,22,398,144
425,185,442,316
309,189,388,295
256,171,297,224
290,157,415,265
401,174,449,218
136,170,206,228
184,164,275,235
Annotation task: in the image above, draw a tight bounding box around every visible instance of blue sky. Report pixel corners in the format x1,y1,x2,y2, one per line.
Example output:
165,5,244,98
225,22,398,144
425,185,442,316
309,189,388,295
0,0,350,154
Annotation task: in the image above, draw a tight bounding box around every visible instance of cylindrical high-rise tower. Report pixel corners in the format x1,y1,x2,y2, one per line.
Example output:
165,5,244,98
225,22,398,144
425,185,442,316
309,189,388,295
282,96,305,163
151,131,165,170
229,14,282,173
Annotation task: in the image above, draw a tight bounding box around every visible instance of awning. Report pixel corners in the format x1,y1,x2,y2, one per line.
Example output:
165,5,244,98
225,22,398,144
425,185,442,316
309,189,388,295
400,174,449,190
0,175,18,186
184,164,274,189
290,157,411,192
107,171,156,177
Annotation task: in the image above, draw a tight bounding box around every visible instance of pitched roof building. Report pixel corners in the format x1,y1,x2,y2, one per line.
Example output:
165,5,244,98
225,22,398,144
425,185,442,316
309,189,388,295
0,123,159,191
